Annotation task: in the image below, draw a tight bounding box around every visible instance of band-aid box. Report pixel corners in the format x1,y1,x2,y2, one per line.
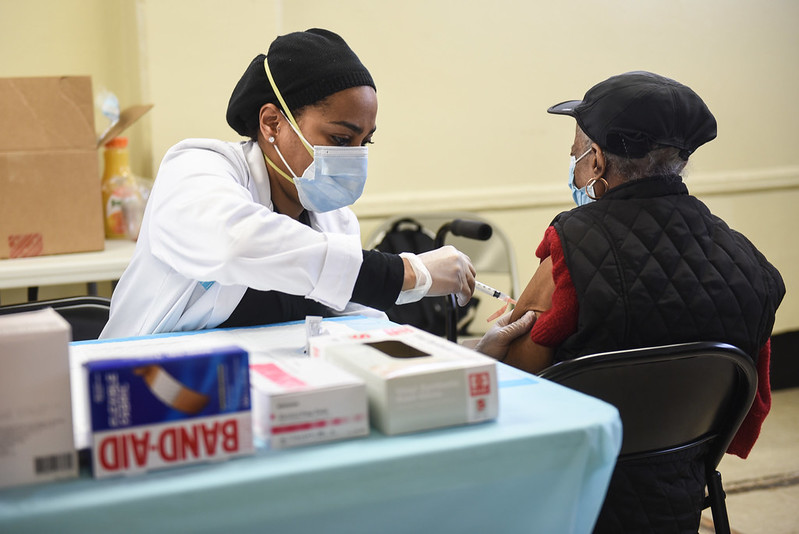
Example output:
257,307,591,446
310,325,498,435
85,346,253,478
0,308,78,489
250,357,369,449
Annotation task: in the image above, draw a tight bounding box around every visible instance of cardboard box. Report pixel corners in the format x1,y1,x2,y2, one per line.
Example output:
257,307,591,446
310,325,498,435
250,356,369,449
85,346,253,478
0,76,106,258
0,308,78,489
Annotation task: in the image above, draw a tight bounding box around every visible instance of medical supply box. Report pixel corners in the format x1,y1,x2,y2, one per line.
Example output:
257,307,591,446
0,308,78,489
250,357,369,449
310,325,498,435
85,346,253,478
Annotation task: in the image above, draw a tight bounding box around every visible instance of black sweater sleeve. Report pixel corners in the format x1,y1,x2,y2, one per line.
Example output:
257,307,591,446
350,249,405,311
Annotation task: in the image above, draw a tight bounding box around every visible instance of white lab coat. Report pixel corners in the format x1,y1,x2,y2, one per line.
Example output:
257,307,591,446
101,138,382,338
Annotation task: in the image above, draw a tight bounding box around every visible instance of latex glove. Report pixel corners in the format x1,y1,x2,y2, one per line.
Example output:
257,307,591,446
396,246,475,306
474,310,536,360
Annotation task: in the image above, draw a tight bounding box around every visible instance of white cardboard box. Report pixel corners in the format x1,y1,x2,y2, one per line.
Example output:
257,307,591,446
310,325,498,435
0,308,78,488
250,357,369,449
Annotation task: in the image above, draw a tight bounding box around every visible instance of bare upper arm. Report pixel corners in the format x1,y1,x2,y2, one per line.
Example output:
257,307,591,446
505,256,556,374
510,256,555,321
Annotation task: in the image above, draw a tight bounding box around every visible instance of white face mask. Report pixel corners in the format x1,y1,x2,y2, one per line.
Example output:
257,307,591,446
568,148,594,206
270,115,368,213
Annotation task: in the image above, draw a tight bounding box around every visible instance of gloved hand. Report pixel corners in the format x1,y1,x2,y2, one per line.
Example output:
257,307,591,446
474,310,536,360
420,245,475,306
396,246,475,306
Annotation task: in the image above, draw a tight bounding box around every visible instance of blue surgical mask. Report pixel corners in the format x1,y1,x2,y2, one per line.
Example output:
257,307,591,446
261,57,368,213
268,113,368,213
568,148,594,206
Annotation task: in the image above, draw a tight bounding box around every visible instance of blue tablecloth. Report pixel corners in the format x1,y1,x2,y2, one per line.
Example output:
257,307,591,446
0,318,621,533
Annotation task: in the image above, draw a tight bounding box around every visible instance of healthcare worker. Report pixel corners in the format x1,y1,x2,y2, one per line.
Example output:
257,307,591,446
101,29,476,338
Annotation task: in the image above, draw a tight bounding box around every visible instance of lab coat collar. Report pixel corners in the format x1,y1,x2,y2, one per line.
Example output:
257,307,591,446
243,140,273,210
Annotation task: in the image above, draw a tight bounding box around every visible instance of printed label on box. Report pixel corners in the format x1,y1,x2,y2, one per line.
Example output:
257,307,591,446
86,346,252,478
249,357,369,449
469,371,492,397
92,412,251,475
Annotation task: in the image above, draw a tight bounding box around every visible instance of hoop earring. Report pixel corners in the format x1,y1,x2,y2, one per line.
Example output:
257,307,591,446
586,177,609,200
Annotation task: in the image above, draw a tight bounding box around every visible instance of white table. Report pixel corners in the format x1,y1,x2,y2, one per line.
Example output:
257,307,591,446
0,240,136,290
1,317,623,533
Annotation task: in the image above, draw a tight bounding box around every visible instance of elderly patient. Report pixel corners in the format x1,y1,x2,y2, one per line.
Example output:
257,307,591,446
478,71,785,533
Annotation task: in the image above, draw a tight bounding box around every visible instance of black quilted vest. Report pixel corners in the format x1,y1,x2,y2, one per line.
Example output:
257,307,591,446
552,175,783,364
551,175,785,533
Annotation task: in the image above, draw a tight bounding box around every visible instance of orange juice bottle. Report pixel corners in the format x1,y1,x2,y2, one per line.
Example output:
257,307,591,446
102,137,144,240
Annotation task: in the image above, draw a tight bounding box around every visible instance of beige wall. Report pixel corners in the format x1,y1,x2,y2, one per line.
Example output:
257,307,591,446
2,0,797,332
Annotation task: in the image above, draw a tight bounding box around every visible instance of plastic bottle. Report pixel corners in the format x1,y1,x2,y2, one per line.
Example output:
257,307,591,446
101,137,144,240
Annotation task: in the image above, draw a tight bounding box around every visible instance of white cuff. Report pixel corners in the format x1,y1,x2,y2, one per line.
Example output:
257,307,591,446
307,232,363,311
395,252,432,305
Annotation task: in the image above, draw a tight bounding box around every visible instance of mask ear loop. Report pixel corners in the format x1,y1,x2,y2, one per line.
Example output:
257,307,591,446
265,145,297,183
263,56,314,157
575,147,592,163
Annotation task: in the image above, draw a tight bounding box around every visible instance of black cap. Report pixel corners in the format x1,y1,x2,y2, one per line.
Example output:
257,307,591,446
548,71,717,159
226,28,375,138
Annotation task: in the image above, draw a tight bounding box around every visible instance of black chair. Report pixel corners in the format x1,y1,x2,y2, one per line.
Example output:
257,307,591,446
539,342,757,534
0,296,111,341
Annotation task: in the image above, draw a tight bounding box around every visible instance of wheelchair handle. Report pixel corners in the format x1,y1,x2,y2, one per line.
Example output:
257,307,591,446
434,219,492,248
449,219,492,241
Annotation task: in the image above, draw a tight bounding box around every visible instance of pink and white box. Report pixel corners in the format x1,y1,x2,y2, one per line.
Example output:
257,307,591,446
250,356,369,449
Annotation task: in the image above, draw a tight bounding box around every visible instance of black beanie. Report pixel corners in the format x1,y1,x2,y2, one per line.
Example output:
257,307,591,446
226,28,375,138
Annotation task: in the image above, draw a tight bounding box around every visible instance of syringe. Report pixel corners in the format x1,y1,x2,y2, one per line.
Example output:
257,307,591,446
475,281,517,305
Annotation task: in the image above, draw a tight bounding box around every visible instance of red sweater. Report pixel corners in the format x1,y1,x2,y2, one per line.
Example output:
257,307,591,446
530,226,770,458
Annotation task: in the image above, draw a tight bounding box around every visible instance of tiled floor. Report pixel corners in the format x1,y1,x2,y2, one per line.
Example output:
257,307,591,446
700,387,799,534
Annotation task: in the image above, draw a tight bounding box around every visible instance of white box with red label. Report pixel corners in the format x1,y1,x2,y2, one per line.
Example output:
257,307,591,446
250,357,369,449
309,325,498,435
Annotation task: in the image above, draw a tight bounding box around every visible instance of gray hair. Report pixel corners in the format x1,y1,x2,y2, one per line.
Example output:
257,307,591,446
578,129,687,182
